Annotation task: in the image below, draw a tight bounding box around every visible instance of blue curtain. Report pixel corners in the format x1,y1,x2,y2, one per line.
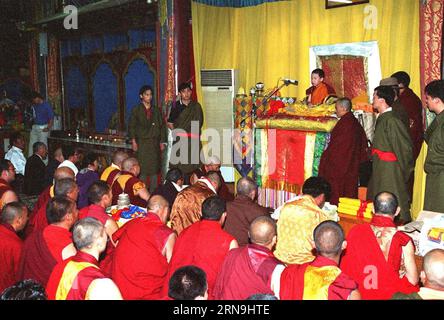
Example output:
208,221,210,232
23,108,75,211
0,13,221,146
192,0,282,7
81,35,103,56
124,58,154,126
61,40,81,58
104,32,129,53
65,66,87,109
93,63,118,133
128,29,156,50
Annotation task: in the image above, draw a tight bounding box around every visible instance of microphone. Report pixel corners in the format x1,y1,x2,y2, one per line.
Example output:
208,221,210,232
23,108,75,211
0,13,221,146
283,78,298,85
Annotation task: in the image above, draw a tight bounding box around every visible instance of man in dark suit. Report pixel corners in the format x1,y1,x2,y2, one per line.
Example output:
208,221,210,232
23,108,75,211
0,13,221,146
151,168,184,208
24,142,47,195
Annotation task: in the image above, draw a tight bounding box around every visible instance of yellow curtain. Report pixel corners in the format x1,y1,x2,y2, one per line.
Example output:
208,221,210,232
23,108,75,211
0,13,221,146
192,0,420,103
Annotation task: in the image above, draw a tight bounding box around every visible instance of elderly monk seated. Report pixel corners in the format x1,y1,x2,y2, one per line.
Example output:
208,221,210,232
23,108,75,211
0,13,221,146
170,171,221,235
18,197,78,287
393,249,444,300
223,177,270,246
280,221,360,300
100,150,129,186
190,155,234,201
214,216,284,300
111,157,150,208
340,191,419,299
46,217,122,300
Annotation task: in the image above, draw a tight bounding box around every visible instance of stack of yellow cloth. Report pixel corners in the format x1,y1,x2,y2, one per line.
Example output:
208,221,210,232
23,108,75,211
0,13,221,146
338,197,373,219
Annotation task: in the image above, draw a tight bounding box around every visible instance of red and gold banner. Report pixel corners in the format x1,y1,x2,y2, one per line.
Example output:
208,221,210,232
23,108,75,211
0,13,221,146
47,35,62,114
29,38,39,92
420,0,443,101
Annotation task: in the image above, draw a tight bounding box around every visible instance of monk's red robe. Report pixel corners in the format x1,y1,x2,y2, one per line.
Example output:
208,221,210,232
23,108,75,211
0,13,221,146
340,215,419,299
24,185,53,237
18,225,73,287
162,220,234,299
213,244,281,300
398,87,424,161
280,256,357,300
111,213,173,300
100,165,121,186
46,251,107,300
0,223,23,292
306,82,335,105
79,204,109,225
111,171,147,208
318,111,369,205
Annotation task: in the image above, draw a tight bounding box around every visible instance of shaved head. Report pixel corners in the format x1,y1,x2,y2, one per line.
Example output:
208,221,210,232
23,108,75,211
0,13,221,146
122,157,139,171
249,216,276,246
148,195,169,212
205,171,221,190
313,221,345,257
236,177,257,198
423,249,444,289
112,151,129,167
54,167,75,181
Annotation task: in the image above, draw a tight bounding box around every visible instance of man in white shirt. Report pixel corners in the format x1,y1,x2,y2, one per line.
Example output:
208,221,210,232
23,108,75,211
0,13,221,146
5,132,26,193
58,146,80,176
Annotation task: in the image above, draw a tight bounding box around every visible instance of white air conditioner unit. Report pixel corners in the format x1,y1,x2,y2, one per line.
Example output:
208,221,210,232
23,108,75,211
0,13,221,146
201,69,239,182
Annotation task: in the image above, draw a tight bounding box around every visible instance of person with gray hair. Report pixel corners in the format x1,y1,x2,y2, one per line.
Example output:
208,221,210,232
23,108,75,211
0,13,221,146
190,155,234,201
280,221,360,300
393,249,444,300
24,142,48,195
54,178,79,202
318,96,369,205
341,191,419,299
223,176,270,246
111,157,150,208
214,216,284,300
0,202,28,292
46,217,122,300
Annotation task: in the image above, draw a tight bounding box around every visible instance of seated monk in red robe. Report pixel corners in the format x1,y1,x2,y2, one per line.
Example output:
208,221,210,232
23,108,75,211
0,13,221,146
111,157,150,208
0,202,28,292
162,196,238,300
100,150,128,186
280,221,360,300
111,195,176,300
24,166,76,237
214,216,284,300
340,192,419,300
190,156,234,201
18,196,78,287
306,68,336,105
318,98,369,205
170,171,220,235
46,218,122,300
0,160,18,211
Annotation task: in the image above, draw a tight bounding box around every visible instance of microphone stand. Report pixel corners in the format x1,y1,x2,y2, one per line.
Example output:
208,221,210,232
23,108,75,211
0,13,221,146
254,80,295,119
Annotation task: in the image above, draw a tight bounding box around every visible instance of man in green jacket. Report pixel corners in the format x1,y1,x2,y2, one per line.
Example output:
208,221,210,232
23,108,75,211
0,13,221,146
167,82,204,183
368,86,414,222
424,80,444,212
129,85,167,192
